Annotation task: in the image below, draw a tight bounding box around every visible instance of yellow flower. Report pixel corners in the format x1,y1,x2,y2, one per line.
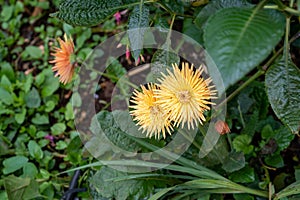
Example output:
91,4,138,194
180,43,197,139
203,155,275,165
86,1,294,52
155,62,216,129
49,34,75,84
130,83,173,139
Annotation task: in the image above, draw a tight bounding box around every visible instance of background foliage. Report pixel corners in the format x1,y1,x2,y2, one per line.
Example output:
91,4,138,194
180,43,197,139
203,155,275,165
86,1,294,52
0,0,300,199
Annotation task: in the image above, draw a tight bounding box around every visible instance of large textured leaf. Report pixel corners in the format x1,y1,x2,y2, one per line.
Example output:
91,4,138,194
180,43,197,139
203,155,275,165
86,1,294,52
204,8,285,89
195,0,253,28
128,5,149,61
50,0,122,26
89,166,155,200
265,59,300,134
150,42,180,82
91,110,141,153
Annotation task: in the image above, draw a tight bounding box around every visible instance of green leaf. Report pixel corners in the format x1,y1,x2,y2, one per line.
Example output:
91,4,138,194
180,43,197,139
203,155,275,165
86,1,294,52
67,136,82,164
0,62,15,82
265,154,284,168
22,162,38,179
195,0,253,28
1,5,14,21
55,141,68,150
232,134,253,154
273,126,295,151
183,18,204,44
150,43,180,82
41,70,59,97
106,57,127,82
15,107,27,124
23,46,42,59
51,0,122,26
222,151,245,173
51,123,66,135
229,165,255,183
128,5,149,61
92,110,141,153
265,59,300,134
25,87,41,108
31,113,49,125
28,140,43,160
233,193,254,200
4,175,41,200
1,75,12,90
274,181,300,200
64,102,74,120
204,8,285,89
261,124,275,140
3,156,29,174
89,166,154,200
0,87,13,105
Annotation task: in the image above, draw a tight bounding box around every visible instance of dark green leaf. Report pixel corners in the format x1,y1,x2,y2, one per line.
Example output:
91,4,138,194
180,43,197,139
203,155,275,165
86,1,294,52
183,18,204,44
229,165,255,183
273,126,295,151
51,0,122,26
106,57,127,82
265,59,300,134
128,5,149,61
28,140,43,160
222,151,245,173
25,87,41,108
67,136,82,164
265,154,284,168
261,124,275,140
204,8,285,89
233,193,254,200
232,134,253,154
93,110,141,152
150,43,180,82
0,87,13,105
195,0,253,28
89,166,154,200
3,156,28,174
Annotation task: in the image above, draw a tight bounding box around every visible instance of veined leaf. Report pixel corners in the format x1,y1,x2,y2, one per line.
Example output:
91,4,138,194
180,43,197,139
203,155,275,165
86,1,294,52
50,0,122,26
150,42,180,82
89,166,155,200
265,59,300,134
204,8,285,89
128,5,150,61
195,0,253,28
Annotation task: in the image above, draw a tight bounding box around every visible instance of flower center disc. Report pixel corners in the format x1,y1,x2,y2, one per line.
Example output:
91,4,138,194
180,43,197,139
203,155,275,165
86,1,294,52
150,105,162,116
177,91,191,103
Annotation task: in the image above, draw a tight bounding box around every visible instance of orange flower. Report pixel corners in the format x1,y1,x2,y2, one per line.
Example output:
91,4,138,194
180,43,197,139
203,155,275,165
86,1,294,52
50,34,75,84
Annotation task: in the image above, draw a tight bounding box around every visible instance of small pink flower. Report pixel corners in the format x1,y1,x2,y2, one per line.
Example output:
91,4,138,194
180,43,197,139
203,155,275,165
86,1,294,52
126,46,130,60
114,12,122,25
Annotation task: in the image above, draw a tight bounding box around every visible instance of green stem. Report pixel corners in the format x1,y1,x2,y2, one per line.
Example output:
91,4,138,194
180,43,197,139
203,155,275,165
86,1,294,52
167,14,176,43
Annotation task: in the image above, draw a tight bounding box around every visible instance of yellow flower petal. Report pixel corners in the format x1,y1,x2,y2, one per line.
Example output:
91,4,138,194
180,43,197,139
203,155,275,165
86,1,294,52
130,83,173,139
155,62,216,129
